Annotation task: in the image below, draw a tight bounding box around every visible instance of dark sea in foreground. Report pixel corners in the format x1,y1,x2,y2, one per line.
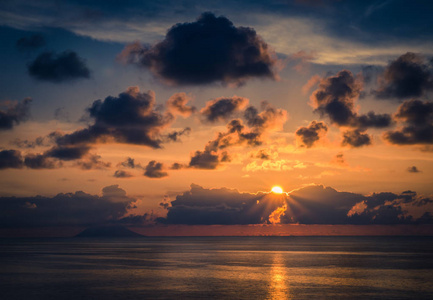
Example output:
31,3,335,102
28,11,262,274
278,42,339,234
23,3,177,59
1,236,432,300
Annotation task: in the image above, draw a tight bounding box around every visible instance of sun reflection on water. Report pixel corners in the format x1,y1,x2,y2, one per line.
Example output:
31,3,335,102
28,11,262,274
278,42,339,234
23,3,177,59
267,252,290,299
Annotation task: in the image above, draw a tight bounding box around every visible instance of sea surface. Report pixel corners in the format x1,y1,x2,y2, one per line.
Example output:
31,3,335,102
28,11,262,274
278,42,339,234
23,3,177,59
1,236,432,299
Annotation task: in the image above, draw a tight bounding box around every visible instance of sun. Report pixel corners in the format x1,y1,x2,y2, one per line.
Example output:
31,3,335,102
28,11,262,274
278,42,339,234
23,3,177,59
271,186,283,194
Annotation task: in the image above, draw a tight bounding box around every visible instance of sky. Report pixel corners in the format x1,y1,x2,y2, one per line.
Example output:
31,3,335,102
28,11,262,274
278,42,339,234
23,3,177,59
1,0,433,236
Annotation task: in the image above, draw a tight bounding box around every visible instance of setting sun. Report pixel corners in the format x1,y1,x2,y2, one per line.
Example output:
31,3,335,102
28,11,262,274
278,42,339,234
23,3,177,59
271,186,283,194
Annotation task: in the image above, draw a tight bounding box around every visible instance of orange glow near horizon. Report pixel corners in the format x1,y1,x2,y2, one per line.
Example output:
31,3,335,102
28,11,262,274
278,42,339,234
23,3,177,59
271,186,284,194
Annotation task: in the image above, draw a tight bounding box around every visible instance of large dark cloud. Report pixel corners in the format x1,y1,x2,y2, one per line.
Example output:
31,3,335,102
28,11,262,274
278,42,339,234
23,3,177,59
296,120,328,148
384,99,433,145
52,87,186,149
0,98,32,130
158,184,277,225
24,153,60,169
200,96,249,122
0,185,136,228
118,12,277,86
159,184,433,225
16,34,46,51
27,51,90,82
372,52,433,100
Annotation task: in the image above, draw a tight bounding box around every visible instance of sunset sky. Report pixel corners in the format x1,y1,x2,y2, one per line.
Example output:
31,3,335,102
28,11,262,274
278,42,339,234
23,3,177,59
1,0,433,236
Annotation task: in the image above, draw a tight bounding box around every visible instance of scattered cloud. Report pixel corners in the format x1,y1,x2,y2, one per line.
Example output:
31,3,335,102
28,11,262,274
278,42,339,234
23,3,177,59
144,160,168,178
384,99,433,145
373,52,433,100
27,51,90,83
0,98,32,130
200,96,249,122
296,120,328,148
407,166,421,173
16,34,46,51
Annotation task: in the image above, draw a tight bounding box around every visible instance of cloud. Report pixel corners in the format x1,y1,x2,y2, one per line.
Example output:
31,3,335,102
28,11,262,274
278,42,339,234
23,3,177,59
165,127,191,142
310,70,393,146
10,136,46,148
407,166,421,173
384,99,433,145
0,185,137,228
296,120,328,148
144,160,168,178
342,129,371,147
16,34,46,51
0,98,32,130
113,170,133,178
158,184,433,225
52,87,184,149
0,150,23,169
45,145,91,160
311,70,393,128
187,102,287,169
24,153,61,169
372,52,433,100
188,150,220,170
166,93,196,117
310,70,361,126
27,51,90,82
75,154,111,170
158,184,277,225
118,12,277,86
200,96,249,122
118,157,142,169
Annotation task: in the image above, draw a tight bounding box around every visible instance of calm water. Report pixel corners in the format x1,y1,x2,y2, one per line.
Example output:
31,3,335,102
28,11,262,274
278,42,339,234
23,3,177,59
1,236,432,299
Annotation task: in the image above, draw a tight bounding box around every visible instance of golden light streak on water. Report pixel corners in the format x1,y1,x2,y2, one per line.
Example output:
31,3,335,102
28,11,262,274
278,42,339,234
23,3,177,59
267,252,290,299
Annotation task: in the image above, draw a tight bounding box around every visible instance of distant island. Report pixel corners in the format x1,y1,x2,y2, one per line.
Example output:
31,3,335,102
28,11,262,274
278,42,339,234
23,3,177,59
75,225,144,238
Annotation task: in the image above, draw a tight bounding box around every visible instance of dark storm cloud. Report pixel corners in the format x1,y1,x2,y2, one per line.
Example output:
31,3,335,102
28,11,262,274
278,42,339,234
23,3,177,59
0,150,24,169
200,96,249,122
159,184,433,225
0,98,31,130
27,51,90,82
384,99,433,145
407,166,421,173
52,87,180,149
342,129,371,147
118,12,277,86
16,34,46,51
296,120,328,148
166,93,196,117
0,185,136,228
144,160,168,178
373,52,433,100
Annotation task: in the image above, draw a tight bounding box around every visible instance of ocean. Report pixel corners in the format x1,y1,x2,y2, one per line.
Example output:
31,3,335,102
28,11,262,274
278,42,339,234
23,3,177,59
1,236,432,299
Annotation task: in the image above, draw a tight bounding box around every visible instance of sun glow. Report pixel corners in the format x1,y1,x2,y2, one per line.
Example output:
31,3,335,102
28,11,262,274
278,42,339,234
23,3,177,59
271,186,283,194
